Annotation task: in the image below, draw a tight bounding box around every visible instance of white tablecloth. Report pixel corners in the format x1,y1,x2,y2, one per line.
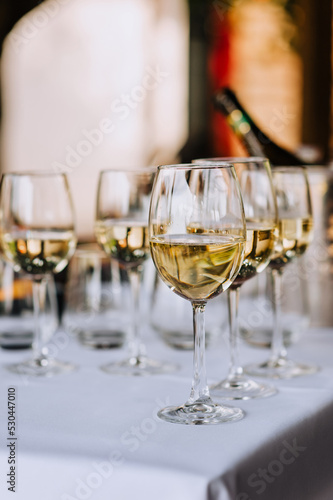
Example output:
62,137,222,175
0,323,333,500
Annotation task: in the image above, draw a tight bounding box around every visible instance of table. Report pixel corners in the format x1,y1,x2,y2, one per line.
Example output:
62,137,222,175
0,323,333,500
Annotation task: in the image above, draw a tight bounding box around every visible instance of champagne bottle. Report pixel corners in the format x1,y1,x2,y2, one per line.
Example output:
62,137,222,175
213,87,312,166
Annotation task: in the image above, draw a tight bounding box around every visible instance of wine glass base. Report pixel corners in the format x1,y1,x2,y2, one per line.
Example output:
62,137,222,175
100,356,178,376
210,375,277,400
245,357,319,379
6,357,77,377
157,398,244,425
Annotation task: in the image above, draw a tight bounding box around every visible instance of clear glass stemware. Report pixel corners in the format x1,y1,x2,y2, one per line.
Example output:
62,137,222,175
0,172,77,376
95,167,177,376
245,166,317,379
194,157,278,399
149,162,247,424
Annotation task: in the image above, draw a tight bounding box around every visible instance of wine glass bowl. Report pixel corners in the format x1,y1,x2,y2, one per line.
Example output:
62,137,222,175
95,167,177,376
0,171,77,376
149,162,247,424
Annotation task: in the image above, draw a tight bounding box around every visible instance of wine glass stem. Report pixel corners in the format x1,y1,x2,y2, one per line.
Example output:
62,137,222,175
227,287,243,378
188,302,210,404
32,278,48,362
271,268,287,360
127,266,144,361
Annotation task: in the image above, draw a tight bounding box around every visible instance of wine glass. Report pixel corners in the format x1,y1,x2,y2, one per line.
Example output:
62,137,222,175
149,162,246,425
95,167,176,375
0,172,77,376
194,157,278,399
245,166,316,378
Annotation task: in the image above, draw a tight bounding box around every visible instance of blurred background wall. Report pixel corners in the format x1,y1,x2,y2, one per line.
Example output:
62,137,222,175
0,0,332,239
0,0,189,240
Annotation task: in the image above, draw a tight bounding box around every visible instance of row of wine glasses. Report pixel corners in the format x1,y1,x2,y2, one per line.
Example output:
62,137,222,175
0,159,315,426
197,158,278,400
245,167,315,379
148,160,315,424
193,159,316,397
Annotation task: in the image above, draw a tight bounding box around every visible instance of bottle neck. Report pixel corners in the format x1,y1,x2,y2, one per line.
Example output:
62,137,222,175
213,88,308,166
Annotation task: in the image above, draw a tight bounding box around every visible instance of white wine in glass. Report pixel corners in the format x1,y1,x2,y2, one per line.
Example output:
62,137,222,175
149,162,246,425
194,157,278,400
95,167,177,376
0,172,77,376
245,166,316,379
